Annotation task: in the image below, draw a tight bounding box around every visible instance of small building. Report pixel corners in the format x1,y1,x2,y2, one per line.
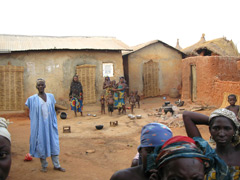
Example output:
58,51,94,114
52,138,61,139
181,35,240,107
181,56,240,107
122,40,185,98
0,34,130,111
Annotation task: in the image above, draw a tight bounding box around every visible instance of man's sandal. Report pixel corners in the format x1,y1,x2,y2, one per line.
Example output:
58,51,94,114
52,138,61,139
54,167,66,172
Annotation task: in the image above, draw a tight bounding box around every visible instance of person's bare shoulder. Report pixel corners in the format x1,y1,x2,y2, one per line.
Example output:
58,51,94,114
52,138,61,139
225,105,230,109
110,167,140,180
110,168,131,180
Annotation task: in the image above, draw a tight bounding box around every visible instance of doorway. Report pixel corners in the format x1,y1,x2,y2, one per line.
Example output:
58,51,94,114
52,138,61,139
0,64,24,110
76,64,96,104
190,65,197,102
143,60,160,97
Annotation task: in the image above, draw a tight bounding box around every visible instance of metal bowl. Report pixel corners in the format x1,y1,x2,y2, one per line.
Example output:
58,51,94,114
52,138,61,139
128,114,133,118
60,112,67,119
130,115,135,120
136,115,142,119
95,125,104,130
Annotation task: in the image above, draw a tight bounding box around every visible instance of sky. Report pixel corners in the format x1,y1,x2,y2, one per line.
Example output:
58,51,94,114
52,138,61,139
1,0,240,50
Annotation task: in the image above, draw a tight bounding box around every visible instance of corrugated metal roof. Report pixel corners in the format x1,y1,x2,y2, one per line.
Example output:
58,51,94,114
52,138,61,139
122,40,185,56
0,34,131,52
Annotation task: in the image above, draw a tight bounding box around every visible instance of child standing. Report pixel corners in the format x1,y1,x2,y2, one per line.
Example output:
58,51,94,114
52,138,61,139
107,93,114,116
129,91,136,114
134,91,140,108
100,94,106,114
226,94,240,121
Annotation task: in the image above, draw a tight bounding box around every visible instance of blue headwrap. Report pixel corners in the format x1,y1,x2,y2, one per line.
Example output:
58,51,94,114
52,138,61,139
138,123,173,150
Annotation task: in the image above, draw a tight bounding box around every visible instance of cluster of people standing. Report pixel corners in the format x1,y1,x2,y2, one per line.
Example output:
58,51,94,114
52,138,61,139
102,76,128,115
69,75,129,116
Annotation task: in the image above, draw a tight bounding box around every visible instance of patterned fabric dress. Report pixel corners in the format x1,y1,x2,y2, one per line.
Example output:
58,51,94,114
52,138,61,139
114,91,119,108
69,81,83,112
206,165,240,179
114,84,125,109
103,77,111,99
70,93,83,112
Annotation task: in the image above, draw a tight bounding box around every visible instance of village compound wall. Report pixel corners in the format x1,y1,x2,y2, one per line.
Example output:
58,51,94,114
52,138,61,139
182,56,240,107
0,50,124,109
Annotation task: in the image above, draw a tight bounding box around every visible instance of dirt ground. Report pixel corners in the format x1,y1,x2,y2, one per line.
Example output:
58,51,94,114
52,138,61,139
3,97,213,180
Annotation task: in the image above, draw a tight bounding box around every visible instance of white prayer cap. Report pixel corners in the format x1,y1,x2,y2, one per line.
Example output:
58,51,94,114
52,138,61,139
0,117,11,142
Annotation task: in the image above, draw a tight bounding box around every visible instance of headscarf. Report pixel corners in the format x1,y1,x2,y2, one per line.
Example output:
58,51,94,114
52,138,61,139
209,108,240,145
70,75,83,97
155,136,211,170
138,123,172,150
146,136,229,180
105,76,110,81
0,117,11,142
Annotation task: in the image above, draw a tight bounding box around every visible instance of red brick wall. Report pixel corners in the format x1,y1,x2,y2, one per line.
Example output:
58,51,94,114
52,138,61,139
181,56,240,107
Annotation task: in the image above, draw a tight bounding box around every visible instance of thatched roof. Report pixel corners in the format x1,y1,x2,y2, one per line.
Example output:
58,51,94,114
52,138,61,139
182,34,206,56
122,40,185,57
0,34,131,53
182,34,239,56
195,38,239,56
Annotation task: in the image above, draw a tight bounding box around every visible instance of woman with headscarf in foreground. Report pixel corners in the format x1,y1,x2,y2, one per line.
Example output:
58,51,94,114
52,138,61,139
183,108,240,179
147,136,229,180
110,123,173,180
0,117,11,180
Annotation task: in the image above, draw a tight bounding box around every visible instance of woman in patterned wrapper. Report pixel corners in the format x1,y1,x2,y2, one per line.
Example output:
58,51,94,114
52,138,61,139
183,108,240,179
112,77,127,115
103,76,111,99
69,75,83,117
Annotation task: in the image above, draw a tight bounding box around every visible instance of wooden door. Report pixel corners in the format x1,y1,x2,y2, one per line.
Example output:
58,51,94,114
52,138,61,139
190,65,197,102
0,64,24,110
143,60,160,97
76,64,96,104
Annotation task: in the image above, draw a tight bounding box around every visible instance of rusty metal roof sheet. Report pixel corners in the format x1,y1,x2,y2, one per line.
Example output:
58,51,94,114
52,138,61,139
0,34,131,52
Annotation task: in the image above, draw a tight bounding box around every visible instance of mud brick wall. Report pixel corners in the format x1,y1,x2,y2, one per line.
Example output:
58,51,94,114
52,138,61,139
213,80,240,106
181,56,240,107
